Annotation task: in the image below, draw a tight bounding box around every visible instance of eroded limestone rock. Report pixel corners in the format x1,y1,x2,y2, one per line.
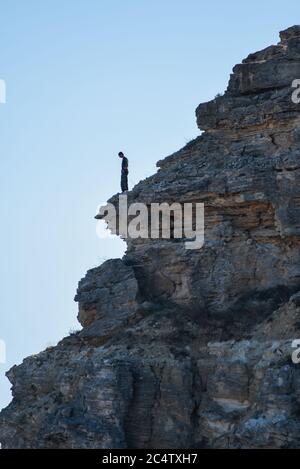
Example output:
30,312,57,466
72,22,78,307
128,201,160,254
1,26,300,449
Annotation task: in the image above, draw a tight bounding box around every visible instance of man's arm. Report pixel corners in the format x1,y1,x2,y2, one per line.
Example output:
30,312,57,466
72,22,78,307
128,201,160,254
123,157,129,173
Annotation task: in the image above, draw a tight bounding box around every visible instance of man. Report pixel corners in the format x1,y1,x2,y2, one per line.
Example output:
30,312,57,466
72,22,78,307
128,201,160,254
118,151,129,192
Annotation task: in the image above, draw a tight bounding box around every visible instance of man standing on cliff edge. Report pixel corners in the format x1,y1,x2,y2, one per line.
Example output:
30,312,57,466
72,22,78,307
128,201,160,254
119,151,129,193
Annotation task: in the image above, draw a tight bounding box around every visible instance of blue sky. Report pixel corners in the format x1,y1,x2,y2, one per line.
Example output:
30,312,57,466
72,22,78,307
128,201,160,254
0,0,298,409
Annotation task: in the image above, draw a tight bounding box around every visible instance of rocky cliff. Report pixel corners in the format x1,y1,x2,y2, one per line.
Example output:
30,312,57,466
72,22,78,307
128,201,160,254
1,26,300,449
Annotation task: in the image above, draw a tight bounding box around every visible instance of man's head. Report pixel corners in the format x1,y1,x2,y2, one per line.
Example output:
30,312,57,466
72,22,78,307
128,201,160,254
118,152,124,158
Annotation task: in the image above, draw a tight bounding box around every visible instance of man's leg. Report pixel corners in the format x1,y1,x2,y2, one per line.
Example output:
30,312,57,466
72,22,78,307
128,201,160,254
121,173,127,192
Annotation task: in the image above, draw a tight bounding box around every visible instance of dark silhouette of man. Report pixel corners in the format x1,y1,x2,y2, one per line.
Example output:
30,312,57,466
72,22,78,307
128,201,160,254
119,152,129,192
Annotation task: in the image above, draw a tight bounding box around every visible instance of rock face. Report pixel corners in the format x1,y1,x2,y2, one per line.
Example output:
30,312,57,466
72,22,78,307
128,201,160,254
1,27,300,449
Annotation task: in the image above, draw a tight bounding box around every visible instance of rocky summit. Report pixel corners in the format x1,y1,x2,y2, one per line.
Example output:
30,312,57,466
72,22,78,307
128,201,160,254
1,27,300,449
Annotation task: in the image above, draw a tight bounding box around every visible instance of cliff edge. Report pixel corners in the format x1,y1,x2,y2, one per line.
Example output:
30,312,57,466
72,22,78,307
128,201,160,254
1,27,300,449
